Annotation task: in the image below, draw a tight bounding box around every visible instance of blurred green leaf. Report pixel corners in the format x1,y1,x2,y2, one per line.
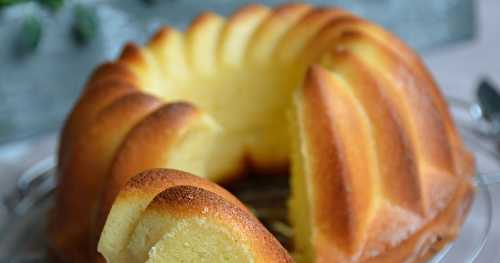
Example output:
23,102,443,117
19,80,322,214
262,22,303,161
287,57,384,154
140,0,177,6
0,0,29,8
17,15,42,54
72,4,98,45
38,0,64,11
140,0,157,5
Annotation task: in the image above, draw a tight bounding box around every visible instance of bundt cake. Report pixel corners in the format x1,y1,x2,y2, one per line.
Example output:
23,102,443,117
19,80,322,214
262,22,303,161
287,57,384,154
50,3,475,263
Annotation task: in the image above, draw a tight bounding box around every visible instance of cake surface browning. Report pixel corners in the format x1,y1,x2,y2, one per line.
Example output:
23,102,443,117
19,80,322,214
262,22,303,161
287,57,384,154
51,3,475,263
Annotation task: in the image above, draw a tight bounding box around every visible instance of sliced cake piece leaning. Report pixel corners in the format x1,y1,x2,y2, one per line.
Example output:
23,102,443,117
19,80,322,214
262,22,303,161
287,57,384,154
134,185,292,263
98,169,247,263
95,103,221,261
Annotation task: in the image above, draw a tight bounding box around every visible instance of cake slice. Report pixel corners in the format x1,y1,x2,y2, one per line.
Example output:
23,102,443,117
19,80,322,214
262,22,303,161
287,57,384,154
134,186,291,263
99,169,292,263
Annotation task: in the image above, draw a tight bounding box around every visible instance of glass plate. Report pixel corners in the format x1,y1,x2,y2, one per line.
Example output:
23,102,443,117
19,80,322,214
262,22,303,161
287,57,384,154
0,161,496,262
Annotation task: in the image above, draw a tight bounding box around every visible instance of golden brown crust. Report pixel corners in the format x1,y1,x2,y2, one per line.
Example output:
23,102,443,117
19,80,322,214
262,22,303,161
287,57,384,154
119,169,247,211
117,43,162,89
337,19,462,152
85,62,139,89
118,43,149,69
57,62,141,171
53,60,144,262
148,185,293,262
325,50,425,214
50,93,163,262
148,26,176,46
365,179,474,263
299,61,473,262
301,66,377,256
189,11,222,31
276,7,350,62
57,80,137,173
95,102,202,240
331,31,460,214
97,169,252,263
305,15,467,179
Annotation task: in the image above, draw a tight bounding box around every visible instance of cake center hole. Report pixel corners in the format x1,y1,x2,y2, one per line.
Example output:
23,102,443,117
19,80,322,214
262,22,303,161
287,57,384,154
222,167,293,250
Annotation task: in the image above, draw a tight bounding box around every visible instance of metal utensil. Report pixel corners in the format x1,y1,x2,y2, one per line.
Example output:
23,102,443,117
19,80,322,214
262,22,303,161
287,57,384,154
2,157,55,216
477,79,500,137
447,79,500,141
